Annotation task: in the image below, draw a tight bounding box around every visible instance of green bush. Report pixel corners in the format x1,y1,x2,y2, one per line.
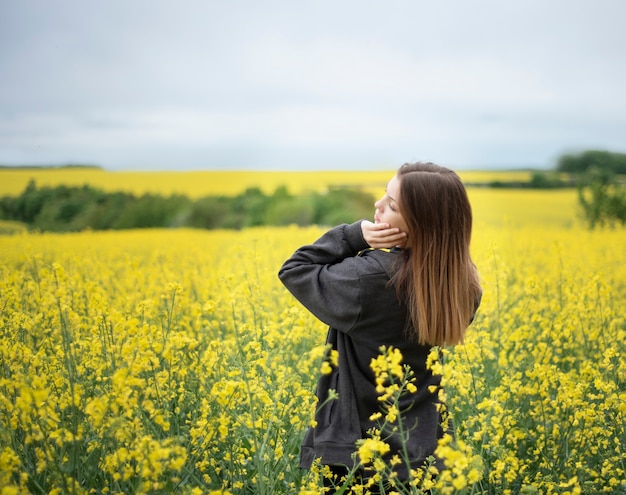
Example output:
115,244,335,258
265,196,314,226
313,187,374,225
0,182,376,232
578,167,626,228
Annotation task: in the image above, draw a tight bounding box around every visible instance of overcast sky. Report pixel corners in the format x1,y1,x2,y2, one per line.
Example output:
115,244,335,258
1,0,625,171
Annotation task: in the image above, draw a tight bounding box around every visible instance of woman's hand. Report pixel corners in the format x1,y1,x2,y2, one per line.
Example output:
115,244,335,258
361,220,407,249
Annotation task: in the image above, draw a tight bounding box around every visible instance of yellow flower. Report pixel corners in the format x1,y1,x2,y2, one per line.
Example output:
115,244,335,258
320,360,332,375
385,404,399,423
358,438,390,465
370,346,404,381
369,412,383,421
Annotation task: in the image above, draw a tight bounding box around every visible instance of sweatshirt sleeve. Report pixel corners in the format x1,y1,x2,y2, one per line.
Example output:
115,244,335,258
278,221,371,333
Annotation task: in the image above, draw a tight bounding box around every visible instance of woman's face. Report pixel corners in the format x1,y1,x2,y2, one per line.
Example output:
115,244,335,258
374,174,409,235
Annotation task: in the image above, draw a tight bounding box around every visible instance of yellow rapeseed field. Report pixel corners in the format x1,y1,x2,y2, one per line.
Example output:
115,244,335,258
0,168,535,199
0,183,624,493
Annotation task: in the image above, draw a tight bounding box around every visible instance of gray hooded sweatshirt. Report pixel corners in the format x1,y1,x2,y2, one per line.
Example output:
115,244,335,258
279,221,454,477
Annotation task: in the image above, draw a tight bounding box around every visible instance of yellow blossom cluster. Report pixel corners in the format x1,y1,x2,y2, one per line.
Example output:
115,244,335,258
358,438,392,466
370,346,407,399
433,434,483,494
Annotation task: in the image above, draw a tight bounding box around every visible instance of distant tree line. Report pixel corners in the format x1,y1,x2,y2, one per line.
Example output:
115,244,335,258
0,164,102,170
0,180,375,232
557,150,626,174
487,171,573,189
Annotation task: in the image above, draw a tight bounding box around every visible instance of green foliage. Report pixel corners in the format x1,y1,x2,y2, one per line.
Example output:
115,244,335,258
577,167,626,228
528,171,568,189
557,149,626,174
553,149,626,228
0,181,375,232
312,187,375,225
265,196,315,227
0,181,192,232
489,171,570,189
0,220,26,234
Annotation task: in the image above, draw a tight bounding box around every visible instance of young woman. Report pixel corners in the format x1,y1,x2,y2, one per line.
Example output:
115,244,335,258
278,162,482,490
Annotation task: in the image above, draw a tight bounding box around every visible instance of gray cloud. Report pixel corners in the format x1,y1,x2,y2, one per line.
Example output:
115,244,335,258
1,0,625,170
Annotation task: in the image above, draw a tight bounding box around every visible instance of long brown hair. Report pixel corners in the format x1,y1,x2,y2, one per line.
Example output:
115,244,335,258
391,162,481,346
